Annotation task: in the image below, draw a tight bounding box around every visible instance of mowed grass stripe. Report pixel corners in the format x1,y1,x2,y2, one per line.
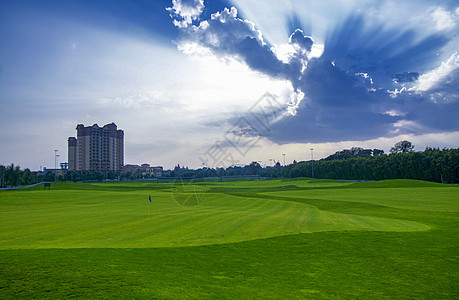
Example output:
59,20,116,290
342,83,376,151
263,186,459,212
0,179,457,299
139,196,300,246
0,184,429,249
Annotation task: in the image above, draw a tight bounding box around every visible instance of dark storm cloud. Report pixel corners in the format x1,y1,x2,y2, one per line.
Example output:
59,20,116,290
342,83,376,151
170,4,459,143
289,29,313,52
266,60,400,143
175,7,290,79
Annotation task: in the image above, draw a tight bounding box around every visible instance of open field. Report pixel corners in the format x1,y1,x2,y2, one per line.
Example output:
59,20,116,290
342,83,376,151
0,179,458,298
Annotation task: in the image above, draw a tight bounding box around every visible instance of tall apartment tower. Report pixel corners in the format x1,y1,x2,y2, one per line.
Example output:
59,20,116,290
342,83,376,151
68,123,124,172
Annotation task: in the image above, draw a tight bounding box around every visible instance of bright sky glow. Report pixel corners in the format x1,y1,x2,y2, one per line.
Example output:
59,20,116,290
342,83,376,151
0,0,458,170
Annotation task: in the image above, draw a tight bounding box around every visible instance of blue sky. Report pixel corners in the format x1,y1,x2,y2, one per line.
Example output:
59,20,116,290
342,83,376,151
1,0,458,170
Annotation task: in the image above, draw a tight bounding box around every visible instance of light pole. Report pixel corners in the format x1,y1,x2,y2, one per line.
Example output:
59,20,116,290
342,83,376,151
282,153,286,178
54,150,58,182
310,148,314,179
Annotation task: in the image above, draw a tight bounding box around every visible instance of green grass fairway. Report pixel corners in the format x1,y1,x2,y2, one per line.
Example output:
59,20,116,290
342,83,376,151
0,179,458,298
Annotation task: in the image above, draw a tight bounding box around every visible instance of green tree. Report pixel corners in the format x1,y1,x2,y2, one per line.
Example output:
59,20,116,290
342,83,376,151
248,161,262,175
4,164,20,186
44,171,55,182
0,165,5,188
390,141,415,154
20,168,35,185
372,149,385,156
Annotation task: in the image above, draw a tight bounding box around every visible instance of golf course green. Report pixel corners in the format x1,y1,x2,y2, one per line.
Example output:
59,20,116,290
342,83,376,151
0,179,458,298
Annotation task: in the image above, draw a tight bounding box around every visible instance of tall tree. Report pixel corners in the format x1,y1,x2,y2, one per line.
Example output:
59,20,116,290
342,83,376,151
0,165,5,188
372,149,385,156
390,141,414,154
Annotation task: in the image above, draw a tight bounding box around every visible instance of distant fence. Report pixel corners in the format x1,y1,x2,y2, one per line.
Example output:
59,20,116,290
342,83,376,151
152,175,265,183
220,175,263,182
0,182,50,191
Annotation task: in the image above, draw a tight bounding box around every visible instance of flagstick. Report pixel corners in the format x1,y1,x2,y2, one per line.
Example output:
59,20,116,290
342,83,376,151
148,195,151,221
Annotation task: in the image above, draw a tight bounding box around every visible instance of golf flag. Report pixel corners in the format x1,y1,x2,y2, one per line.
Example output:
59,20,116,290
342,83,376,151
149,195,151,202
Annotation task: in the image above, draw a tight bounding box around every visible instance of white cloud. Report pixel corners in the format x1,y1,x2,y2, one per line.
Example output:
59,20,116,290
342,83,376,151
411,52,459,92
390,120,424,135
272,43,296,63
192,7,265,46
167,0,205,28
384,110,405,117
99,90,171,110
173,5,329,120
430,6,457,31
211,6,238,22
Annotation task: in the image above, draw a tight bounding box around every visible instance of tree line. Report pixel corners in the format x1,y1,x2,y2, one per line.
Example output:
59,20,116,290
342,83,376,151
284,146,458,184
1,141,457,186
162,161,283,179
0,165,124,187
163,141,458,183
0,164,38,187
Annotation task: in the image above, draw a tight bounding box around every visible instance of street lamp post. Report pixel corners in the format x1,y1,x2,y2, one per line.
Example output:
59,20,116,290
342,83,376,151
282,153,286,178
310,148,314,179
57,154,60,180
54,150,58,182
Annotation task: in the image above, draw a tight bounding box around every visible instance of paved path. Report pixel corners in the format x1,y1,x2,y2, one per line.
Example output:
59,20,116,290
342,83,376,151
0,182,46,191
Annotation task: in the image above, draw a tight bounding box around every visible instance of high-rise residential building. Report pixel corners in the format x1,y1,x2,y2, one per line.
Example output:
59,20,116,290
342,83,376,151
68,123,124,172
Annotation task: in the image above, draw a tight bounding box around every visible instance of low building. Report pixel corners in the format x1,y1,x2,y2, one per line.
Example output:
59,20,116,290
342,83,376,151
43,167,67,177
123,164,163,178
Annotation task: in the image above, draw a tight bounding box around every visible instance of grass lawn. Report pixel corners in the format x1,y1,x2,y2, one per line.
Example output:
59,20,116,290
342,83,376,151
0,179,458,298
